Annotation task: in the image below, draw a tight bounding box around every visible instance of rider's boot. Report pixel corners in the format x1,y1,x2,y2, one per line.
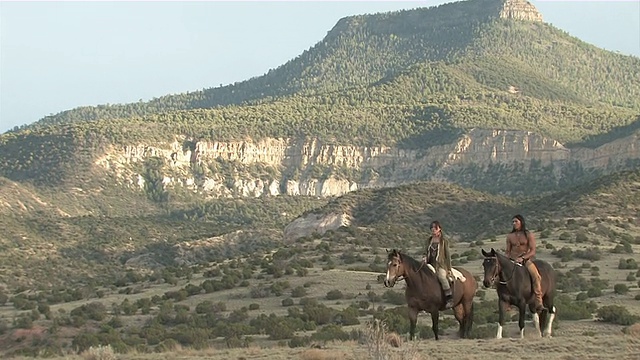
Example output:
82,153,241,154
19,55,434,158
444,288,454,309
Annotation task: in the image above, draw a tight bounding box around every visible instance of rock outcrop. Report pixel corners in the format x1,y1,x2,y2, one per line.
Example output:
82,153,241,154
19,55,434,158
499,0,543,22
93,128,640,198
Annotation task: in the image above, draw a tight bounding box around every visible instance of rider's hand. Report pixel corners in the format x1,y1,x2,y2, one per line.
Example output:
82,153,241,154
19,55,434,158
516,257,524,264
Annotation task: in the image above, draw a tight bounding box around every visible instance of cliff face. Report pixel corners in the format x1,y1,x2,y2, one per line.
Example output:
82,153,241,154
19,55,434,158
499,0,543,22
93,128,640,198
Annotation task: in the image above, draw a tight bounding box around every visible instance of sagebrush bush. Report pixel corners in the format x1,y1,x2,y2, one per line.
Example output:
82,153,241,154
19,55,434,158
81,345,116,360
596,305,639,325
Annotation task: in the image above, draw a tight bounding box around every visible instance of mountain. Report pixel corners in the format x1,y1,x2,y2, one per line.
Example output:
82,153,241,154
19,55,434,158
20,0,640,130
1,0,640,289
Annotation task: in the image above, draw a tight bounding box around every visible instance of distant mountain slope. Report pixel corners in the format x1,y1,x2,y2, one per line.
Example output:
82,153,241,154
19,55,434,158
293,167,640,241
21,0,640,130
531,168,640,220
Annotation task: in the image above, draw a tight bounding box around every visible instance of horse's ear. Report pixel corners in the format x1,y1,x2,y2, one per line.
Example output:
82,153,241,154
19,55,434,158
386,249,389,254
490,248,497,255
481,249,490,257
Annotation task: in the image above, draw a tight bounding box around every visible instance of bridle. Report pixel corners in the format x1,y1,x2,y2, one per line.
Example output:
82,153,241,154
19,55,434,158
485,256,519,285
388,254,423,284
387,256,406,283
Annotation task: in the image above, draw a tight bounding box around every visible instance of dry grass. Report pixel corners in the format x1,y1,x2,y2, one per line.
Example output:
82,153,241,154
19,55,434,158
385,333,402,348
2,224,640,360
5,330,640,360
623,323,640,337
361,319,419,360
81,345,116,360
300,348,345,360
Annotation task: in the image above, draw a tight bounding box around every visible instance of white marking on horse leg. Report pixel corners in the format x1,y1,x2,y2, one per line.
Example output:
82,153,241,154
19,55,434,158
496,324,503,339
533,313,541,337
520,328,525,339
545,313,556,337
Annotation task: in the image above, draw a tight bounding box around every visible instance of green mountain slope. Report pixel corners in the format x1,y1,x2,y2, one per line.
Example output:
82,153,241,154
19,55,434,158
18,0,639,130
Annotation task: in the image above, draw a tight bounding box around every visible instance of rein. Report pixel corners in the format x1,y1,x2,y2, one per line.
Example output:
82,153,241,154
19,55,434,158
393,256,427,283
489,256,521,285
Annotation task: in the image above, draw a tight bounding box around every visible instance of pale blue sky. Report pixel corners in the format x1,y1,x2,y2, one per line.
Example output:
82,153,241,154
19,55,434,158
1,0,639,133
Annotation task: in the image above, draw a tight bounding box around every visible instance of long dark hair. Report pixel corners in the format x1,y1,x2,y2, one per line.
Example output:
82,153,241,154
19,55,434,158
511,214,529,234
430,220,442,231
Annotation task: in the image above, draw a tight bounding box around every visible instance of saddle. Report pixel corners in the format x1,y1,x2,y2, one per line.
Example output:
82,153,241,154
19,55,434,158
425,264,467,283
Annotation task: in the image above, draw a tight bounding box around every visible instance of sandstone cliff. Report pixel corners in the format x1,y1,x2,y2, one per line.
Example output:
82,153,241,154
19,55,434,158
94,128,640,199
499,0,543,22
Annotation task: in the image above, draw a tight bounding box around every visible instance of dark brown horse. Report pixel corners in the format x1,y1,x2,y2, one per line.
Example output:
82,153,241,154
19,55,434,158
383,249,477,340
481,248,557,339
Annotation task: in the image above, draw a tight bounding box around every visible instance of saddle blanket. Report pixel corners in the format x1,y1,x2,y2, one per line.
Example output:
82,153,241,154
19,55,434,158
426,264,466,282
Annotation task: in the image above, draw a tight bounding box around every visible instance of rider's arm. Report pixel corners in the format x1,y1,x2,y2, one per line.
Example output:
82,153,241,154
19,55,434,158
505,235,512,257
444,237,452,270
521,231,537,260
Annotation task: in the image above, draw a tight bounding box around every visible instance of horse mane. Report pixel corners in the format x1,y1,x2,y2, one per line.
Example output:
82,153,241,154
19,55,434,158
390,249,431,275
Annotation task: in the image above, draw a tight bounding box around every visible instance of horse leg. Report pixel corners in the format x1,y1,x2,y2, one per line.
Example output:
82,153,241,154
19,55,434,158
543,300,557,337
529,302,543,338
537,308,548,338
464,300,474,338
496,300,508,339
453,304,465,338
408,307,418,341
532,311,542,337
518,304,526,339
431,311,439,341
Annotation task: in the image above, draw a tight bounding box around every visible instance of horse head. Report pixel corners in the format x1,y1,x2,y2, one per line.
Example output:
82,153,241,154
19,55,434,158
481,248,501,288
384,248,407,288
482,248,519,288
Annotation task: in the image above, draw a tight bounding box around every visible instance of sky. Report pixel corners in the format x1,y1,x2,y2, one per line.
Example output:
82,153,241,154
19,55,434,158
1,0,639,134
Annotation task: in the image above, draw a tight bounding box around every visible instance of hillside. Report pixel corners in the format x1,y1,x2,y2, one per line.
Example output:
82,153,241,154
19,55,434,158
285,167,640,244
1,175,639,357
2,166,639,291
18,0,639,130
0,0,638,292
1,1,640,357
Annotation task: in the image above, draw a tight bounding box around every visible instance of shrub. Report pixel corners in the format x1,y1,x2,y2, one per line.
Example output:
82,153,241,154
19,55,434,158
558,232,572,241
70,302,108,321
574,247,602,261
291,286,307,298
325,290,344,300
282,298,294,307
575,231,589,243
310,324,350,342
81,345,116,360
596,305,639,325
288,335,311,348
619,258,639,270
614,284,629,295
468,324,499,339
587,287,602,298
552,247,573,262
382,290,405,305
540,229,552,239
555,295,598,320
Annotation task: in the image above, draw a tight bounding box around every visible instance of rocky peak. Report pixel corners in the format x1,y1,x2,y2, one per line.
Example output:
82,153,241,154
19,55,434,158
499,0,543,22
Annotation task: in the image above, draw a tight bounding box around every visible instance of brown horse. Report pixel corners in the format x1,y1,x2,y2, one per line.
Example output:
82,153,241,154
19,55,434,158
383,249,477,340
481,248,557,339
